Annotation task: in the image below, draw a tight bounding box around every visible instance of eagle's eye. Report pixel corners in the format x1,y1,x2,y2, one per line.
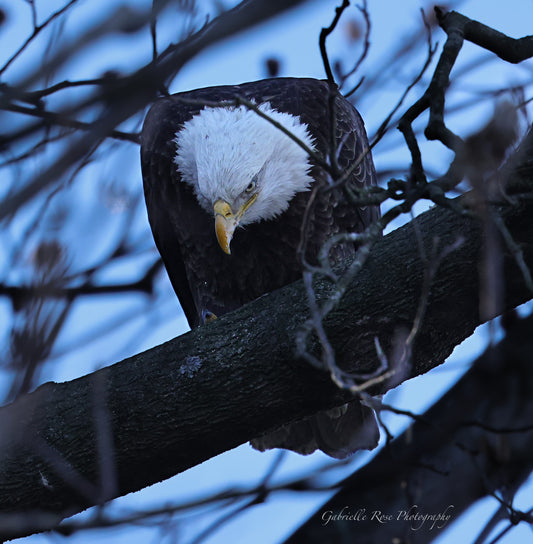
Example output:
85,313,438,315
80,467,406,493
245,177,257,194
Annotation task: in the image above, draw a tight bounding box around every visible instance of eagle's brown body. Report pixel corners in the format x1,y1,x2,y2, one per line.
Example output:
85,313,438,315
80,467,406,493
141,78,380,458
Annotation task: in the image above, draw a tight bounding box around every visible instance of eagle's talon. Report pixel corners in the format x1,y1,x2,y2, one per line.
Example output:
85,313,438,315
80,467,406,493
203,310,217,323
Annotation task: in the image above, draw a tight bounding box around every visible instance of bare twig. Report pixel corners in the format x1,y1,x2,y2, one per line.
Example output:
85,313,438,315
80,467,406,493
0,0,80,76
341,0,371,96
371,8,437,151
1,103,140,143
319,0,350,83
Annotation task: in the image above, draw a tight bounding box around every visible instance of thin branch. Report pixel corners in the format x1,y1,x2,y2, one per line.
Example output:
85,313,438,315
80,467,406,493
25,0,37,29
319,0,350,83
0,261,161,301
0,0,79,76
371,8,437,151
493,212,533,293
150,0,158,63
21,77,117,102
1,103,140,143
341,0,371,95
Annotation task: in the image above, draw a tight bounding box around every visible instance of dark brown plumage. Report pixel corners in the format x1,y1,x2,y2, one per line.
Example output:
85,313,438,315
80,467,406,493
141,77,380,458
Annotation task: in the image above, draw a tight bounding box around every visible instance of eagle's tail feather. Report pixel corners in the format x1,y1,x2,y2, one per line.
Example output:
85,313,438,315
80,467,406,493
250,401,380,459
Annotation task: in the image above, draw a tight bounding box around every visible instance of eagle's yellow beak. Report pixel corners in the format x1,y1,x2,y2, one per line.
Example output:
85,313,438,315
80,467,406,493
213,195,257,255
214,200,236,255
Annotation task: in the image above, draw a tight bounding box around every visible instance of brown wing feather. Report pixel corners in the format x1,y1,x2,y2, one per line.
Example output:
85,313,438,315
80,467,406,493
141,99,204,327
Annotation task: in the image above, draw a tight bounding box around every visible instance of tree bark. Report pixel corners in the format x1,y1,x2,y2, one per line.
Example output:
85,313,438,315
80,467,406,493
0,137,532,540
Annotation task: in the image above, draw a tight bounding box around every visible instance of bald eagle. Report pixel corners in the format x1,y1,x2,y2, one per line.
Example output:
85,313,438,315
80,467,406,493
141,78,380,458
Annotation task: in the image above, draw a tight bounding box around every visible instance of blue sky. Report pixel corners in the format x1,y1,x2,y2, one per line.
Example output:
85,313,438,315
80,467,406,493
1,0,532,543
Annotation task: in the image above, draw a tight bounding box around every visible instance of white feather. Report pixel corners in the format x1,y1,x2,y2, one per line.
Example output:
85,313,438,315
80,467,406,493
174,103,316,224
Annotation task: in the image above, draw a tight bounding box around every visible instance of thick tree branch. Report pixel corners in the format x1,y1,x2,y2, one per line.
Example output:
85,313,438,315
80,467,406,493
1,129,532,540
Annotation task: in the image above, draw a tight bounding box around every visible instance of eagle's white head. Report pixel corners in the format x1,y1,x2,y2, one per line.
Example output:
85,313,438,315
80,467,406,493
174,103,315,253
